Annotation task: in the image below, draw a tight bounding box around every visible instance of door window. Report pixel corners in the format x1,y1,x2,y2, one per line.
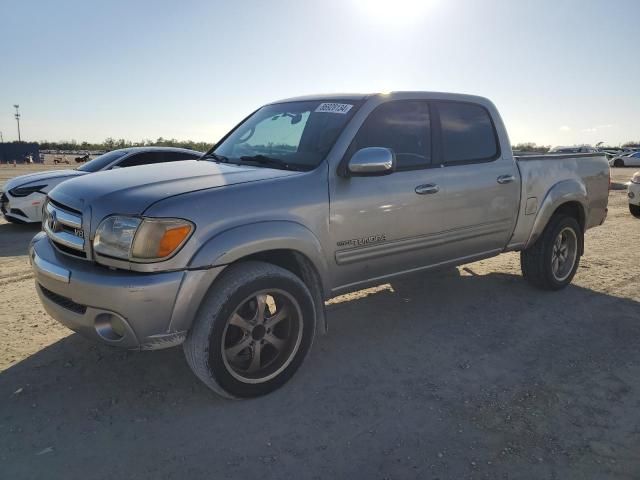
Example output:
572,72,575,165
436,102,499,164
116,151,200,167
163,151,201,162
117,152,162,168
351,100,431,170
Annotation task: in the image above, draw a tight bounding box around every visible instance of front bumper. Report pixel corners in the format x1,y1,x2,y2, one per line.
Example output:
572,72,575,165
1,191,42,223
30,233,223,349
628,182,640,206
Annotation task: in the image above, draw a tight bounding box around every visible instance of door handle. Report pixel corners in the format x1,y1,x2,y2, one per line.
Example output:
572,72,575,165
497,175,516,184
415,184,440,195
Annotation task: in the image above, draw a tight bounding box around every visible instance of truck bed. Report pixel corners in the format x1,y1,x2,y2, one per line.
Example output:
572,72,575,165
507,153,609,250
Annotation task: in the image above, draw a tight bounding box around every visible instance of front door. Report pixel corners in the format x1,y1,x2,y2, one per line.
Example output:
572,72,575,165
328,100,449,291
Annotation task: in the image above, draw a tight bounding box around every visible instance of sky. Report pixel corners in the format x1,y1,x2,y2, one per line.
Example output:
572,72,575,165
1,0,638,147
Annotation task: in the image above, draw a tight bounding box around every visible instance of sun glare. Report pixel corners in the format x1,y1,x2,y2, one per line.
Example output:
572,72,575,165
353,0,436,26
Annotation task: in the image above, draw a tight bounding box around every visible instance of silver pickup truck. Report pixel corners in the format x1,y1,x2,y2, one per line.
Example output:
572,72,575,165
29,92,609,398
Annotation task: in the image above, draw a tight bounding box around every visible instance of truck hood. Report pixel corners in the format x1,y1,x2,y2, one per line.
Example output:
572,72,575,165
2,169,86,192
47,160,301,217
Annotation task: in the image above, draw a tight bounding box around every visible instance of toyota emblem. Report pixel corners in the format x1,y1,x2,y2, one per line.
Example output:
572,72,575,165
48,210,58,232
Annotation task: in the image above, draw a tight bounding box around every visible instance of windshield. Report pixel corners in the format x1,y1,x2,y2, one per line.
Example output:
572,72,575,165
77,150,128,172
212,100,358,171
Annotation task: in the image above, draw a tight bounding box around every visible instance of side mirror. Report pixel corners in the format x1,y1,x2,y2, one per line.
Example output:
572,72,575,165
348,147,396,176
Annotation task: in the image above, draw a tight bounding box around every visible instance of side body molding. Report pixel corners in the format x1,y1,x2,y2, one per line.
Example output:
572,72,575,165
189,221,332,295
525,179,587,248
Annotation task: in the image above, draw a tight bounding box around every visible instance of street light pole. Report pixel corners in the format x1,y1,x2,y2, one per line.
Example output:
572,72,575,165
0,131,3,143
13,104,21,142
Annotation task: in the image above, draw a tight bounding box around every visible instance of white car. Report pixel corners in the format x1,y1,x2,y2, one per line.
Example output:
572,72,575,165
610,151,640,168
549,145,599,154
628,171,640,218
0,147,202,224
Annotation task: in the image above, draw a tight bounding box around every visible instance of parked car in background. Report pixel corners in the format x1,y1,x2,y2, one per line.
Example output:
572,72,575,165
549,145,599,154
1,147,202,224
610,151,640,167
29,91,610,398
628,171,640,217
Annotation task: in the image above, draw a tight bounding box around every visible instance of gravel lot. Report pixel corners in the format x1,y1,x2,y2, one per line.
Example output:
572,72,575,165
1,165,639,479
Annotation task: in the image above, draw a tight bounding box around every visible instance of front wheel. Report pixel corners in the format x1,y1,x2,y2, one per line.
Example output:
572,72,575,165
614,159,624,167
630,203,640,218
521,214,582,290
183,261,316,399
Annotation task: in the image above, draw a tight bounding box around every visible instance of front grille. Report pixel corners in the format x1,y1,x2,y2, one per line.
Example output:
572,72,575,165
52,241,87,258
43,199,87,259
0,192,8,214
39,284,87,314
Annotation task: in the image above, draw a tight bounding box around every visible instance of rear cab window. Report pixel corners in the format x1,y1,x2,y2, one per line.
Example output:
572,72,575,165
435,101,500,164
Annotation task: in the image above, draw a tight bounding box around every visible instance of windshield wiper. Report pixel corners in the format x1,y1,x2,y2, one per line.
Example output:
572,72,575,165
239,155,301,171
200,152,229,163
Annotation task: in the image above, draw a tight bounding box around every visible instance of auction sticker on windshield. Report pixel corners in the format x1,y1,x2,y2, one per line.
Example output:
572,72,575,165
315,103,353,114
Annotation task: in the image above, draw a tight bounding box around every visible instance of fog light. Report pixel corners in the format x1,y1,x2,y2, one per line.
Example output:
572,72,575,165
111,316,127,337
95,313,126,341
629,192,635,199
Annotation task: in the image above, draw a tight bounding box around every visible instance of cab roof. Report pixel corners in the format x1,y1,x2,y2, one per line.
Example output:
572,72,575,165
270,91,492,106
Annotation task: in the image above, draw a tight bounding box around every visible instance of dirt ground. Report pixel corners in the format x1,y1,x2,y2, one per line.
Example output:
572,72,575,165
1,165,639,479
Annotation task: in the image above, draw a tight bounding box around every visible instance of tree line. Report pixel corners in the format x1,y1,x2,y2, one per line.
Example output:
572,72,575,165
3,139,639,153
34,137,214,152
512,141,640,153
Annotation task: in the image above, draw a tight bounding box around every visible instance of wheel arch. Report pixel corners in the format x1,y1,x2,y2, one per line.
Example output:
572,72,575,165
188,222,331,333
526,179,587,252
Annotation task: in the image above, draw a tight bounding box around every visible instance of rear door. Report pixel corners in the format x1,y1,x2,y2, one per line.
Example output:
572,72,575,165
430,101,520,260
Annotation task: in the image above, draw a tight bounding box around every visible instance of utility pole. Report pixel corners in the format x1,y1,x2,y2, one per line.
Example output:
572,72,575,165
13,104,21,142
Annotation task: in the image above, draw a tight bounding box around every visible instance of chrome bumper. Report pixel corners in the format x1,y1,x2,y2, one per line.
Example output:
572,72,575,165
32,250,70,283
29,233,223,350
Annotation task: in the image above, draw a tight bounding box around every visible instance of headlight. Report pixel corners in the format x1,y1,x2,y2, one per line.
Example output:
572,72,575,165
94,216,142,259
631,172,640,184
9,184,47,197
93,216,194,262
131,218,194,260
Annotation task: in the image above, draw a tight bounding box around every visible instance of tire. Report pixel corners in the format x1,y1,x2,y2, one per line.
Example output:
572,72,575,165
630,204,640,218
520,214,582,290
613,159,624,167
183,261,316,399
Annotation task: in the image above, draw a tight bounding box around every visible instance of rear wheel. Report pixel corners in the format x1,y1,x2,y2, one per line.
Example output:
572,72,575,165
630,204,640,218
183,261,316,399
521,214,582,290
